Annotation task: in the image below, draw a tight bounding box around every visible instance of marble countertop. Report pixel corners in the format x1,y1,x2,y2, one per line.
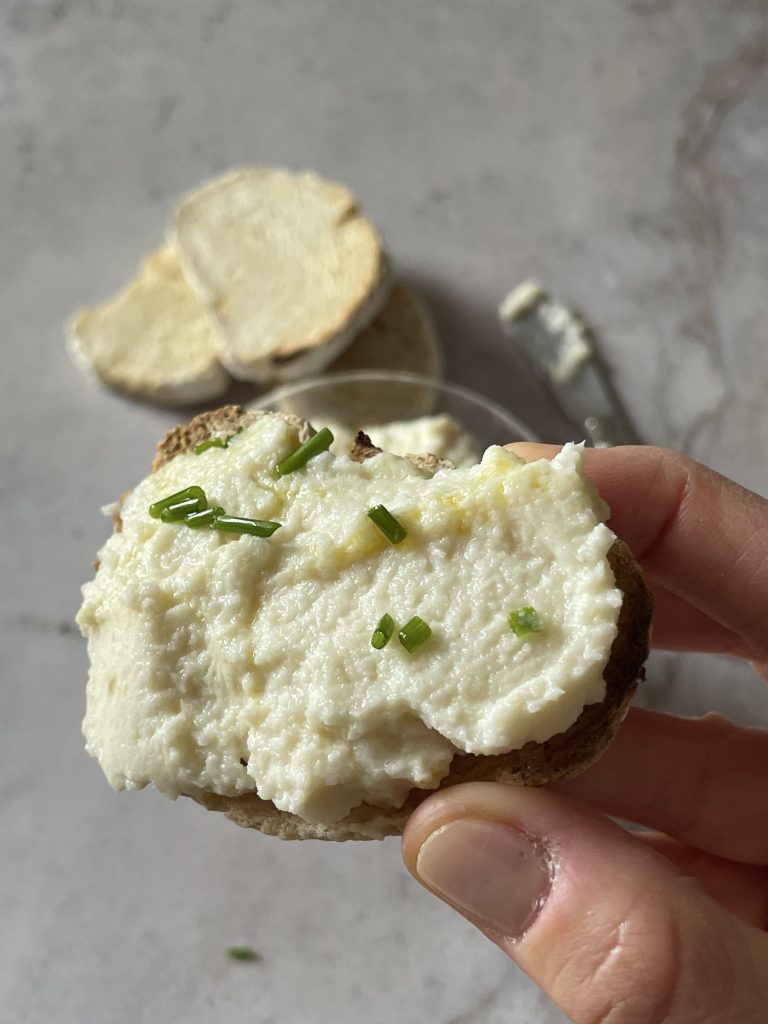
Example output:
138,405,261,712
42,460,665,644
2,2,767,1022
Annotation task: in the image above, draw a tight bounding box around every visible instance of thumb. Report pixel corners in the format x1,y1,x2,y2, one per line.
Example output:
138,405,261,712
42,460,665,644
403,783,768,1024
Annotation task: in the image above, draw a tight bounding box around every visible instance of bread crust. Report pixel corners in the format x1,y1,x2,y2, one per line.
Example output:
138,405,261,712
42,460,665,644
143,407,652,840
151,406,315,472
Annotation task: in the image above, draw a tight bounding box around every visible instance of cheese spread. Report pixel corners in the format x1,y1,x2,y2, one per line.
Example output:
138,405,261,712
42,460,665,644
78,416,621,824
324,413,481,467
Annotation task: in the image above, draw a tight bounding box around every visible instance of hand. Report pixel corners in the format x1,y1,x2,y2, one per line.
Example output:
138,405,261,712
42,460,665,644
402,445,768,1024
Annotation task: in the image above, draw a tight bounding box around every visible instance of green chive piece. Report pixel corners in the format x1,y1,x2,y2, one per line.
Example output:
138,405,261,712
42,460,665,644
212,514,282,537
508,606,544,636
160,497,206,522
399,616,432,653
275,427,334,476
184,505,225,529
149,486,206,519
227,946,260,962
367,504,408,544
196,427,244,455
195,437,226,455
371,613,395,650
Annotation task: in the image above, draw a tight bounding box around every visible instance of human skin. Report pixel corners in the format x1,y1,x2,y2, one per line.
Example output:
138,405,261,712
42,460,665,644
403,445,768,1024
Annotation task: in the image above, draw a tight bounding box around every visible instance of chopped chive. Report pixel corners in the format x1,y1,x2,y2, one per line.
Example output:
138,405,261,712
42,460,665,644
184,505,225,529
508,607,543,636
160,497,206,522
196,427,245,455
212,514,282,537
149,486,206,519
195,437,226,455
275,427,334,476
227,946,260,962
399,616,432,653
367,504,407,545
371,613,395,650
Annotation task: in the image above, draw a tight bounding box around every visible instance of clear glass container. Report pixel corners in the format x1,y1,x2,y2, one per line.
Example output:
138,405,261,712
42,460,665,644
254,371,536,464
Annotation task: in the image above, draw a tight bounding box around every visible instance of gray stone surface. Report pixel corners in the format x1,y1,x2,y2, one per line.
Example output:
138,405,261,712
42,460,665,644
1,2,767,1022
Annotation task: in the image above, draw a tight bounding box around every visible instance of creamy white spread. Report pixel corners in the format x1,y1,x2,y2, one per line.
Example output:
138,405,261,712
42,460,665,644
324,414,481,467
499,279,593,384
79,416,621,824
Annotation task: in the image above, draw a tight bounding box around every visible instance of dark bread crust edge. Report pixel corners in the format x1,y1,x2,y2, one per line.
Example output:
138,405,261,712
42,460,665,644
147,406,652,840
151,405,314,472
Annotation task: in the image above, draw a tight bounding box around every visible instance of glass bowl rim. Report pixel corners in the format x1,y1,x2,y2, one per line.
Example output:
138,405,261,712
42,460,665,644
257,370,538,443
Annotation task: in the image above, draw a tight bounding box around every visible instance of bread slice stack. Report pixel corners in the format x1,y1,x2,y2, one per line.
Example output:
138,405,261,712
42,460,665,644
68,168,440,404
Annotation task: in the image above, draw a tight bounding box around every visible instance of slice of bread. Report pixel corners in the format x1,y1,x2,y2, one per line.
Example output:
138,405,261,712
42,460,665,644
96,406,651,841
170,168,391,383
327,283,443,378
68,247,230,405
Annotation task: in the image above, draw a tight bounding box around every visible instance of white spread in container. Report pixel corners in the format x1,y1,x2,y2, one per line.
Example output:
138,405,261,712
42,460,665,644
78,416,621,824
323,414,481,467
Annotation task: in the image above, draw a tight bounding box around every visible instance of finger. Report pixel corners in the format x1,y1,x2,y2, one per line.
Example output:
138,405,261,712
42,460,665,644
645,582,745,653
510,447,757,654
639,832,768,929
552,707,768,864
404,783,768,1024
506,443,768,660
504,442,559,460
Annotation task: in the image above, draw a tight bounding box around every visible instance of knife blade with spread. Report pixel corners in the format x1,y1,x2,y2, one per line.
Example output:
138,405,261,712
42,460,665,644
498,280,642,448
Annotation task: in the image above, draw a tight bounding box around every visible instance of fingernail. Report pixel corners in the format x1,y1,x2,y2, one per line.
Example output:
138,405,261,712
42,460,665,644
415,817,552,938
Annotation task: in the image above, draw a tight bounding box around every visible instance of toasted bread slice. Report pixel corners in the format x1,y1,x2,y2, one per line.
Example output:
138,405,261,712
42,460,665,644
91,406,651,841
327,283,443,378
67,247,230,405
170,168,391,383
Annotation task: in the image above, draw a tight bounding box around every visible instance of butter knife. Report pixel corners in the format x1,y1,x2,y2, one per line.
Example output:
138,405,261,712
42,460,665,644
498,280,642,447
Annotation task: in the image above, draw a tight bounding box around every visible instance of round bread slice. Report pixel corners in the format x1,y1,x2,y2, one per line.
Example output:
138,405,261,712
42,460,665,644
67,246,231,405
92,406,651,842
169,168,392,384
327,282,443,378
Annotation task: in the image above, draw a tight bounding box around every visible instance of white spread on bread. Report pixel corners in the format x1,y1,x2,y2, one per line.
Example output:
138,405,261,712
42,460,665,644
78,416,621,824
